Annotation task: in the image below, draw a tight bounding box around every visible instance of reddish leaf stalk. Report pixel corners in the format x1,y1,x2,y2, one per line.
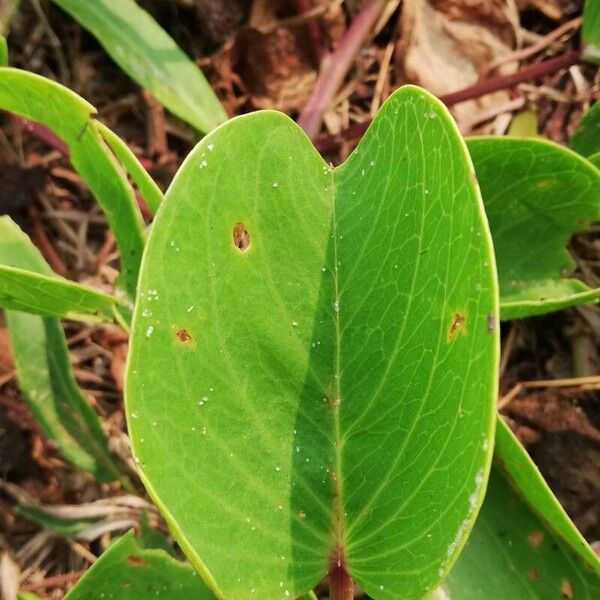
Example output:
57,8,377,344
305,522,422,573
329,549,355,600
315,48,582,153
297,0,386,139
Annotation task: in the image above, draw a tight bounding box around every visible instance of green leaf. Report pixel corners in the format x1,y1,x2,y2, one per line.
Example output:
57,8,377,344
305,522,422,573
139,510,174,556
126,87,499,599
0,35,7,66
589,151,600,169
0,218,122,482
0,264,123,323
570,102,600,158
507,110,538,138
467,137,600,320
442,463,600,598
583,0,600,64
494,418,600,575
0,67,145,297
63,531,218,600
51,0,227,135
16,504,101,538
95,121,164,215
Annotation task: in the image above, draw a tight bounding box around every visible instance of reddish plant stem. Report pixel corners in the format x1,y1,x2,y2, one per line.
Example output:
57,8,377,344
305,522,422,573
315,48,582,153
297,0,385,139
329,550,355,600
20,570,84,592
293,0,328,64
11,113,68,155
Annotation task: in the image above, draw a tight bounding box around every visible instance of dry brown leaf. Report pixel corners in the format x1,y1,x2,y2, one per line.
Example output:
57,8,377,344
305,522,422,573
396,0,520,132
233,25,316,112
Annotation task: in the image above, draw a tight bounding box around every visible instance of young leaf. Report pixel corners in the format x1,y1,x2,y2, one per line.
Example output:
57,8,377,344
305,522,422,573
0,67,145,297
0,35,7,66
95,120,164,215
51,0,228,135
570,101,600,158
0,264,123,323
126,87,499,599
0,219,122,482
467,137,600,320
583,0,600,64
494,418,600,575
441,463,600,598
63,531,218,600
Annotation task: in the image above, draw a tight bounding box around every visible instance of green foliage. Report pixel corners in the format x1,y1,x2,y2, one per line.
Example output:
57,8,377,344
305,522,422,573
0,67,145,297
570,102,600,158
443,463,600,598
0,263,124,323
126,87,499,599
0,35,7,66
494,418,600,574
51,0,227,135
467,137,600,320
583,0,600,64
95,121,164,215
0,218,122,482
63,531,218,600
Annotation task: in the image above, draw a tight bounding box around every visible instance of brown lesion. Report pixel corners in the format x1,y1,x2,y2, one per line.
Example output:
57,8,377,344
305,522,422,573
232,222,250,251
126,554,147,567
448,312,466,340
176,328,192,343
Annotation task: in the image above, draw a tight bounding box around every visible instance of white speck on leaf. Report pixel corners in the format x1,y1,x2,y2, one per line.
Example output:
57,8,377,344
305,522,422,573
145,326,154,338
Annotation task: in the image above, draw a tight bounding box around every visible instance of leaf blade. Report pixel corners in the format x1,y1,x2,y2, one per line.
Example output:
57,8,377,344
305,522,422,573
126,88,499,599
0,264,122,322
0,67,145,297
0,218,122,482
51,0,227,134
467,136,600,320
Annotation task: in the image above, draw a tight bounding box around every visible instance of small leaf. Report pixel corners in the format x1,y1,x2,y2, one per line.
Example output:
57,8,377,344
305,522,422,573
126,87,498,599
0,219,122,482
507,110,538,138
442,462,600,598
95,121,163,215
589,151,600,169
0,35,7,66
570,101,600,158
63,531,218,600
51,0,228,134
0,264,123,323
16,505,101,538
583,0,600,64
467,137,600,320
0,67,145,297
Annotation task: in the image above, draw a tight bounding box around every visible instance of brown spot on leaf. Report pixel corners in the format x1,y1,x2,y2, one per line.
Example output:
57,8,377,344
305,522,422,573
536,179,550,189
561,578,573,598
126,554,147,567
528,569,540,580
527,531,544,547
176,329,192,343
233,222,250,251
487,313,496,334
448,312,466,340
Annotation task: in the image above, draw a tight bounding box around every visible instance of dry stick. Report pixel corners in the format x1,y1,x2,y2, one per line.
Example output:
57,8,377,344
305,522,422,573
20,570,85,592
480,16,582,77
315,48,582,153
498,374,600,410
297,0,387,139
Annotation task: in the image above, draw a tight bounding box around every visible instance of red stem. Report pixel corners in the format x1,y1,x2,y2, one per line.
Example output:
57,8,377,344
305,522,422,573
315,48,582,153
297,0,385,139
329,550,355,600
